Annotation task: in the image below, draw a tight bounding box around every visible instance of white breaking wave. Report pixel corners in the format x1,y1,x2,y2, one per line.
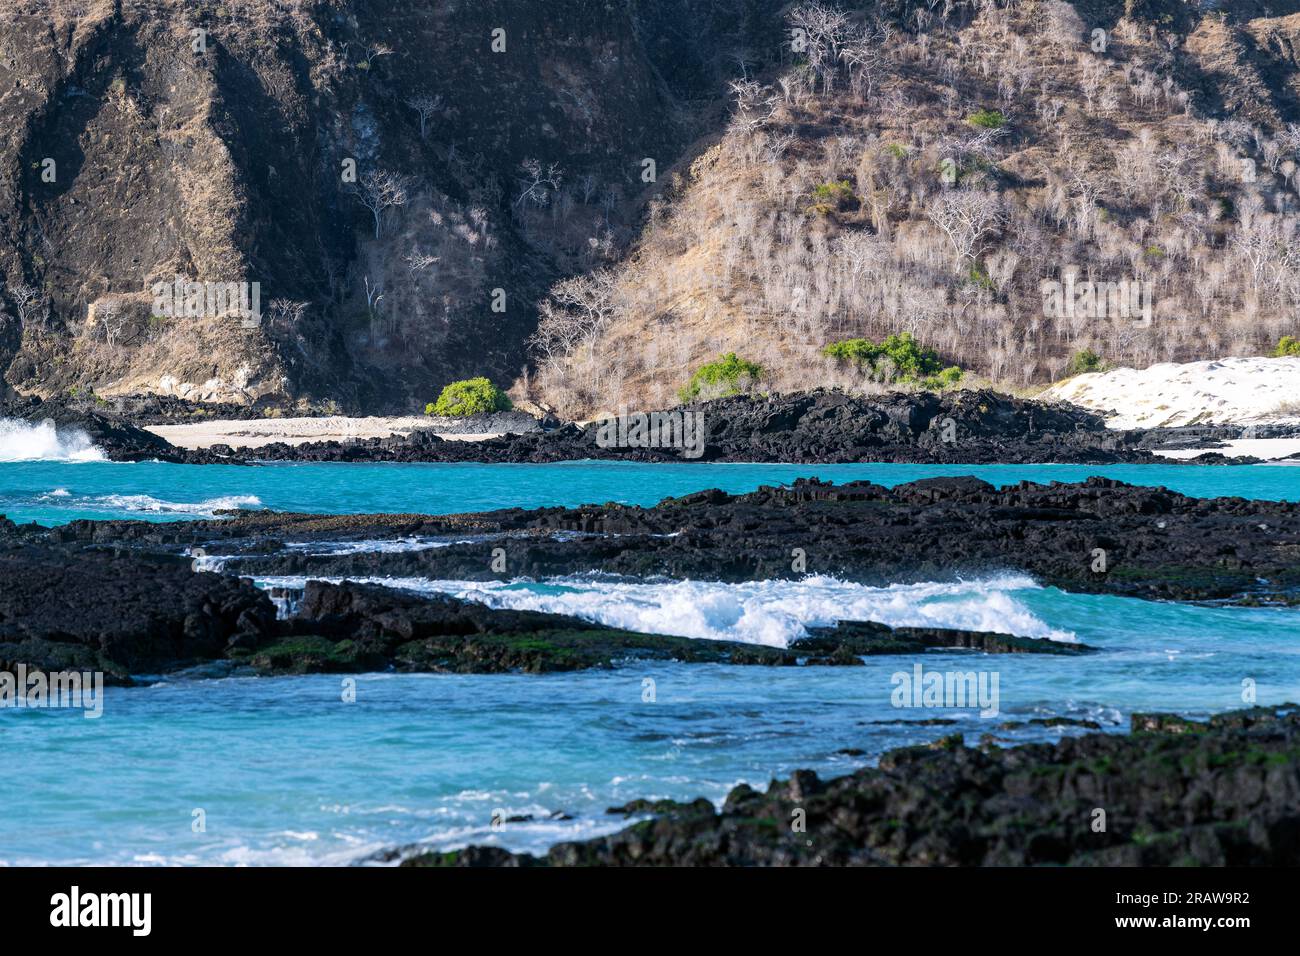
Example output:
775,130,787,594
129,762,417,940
283,535,496,556
0,418,105,461
90,493,263,517
252,572,1074,648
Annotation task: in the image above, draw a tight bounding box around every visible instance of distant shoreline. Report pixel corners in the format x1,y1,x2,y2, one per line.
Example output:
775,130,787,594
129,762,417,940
145,415,510,450
145,415,1300,461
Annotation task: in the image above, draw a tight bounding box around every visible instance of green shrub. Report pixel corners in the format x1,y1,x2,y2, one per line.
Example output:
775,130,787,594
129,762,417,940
967,262,994,290
1273,336,1300,357
426,377,513,417
821,333,963,388
1065,349,1105,376
966,108,1005,129
679,353,764,403
921,365,964,390
810,180,857,215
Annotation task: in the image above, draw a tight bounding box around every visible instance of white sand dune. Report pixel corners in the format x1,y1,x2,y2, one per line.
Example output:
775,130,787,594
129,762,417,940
146,416,504,450
1044,356,1300,429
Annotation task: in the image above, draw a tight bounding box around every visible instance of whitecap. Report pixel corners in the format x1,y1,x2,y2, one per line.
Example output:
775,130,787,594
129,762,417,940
0,418,105,462
91,493,263,517
251,572,1074,647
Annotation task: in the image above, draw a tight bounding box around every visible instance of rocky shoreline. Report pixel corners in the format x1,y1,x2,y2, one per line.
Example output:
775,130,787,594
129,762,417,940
0,552,1091,686
23,475,1294,605
384,704,1300,866
2,389,1282,465
2,475,1295,682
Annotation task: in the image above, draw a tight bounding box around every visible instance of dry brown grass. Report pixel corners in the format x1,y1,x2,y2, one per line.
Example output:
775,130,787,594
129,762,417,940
529,2,1300,417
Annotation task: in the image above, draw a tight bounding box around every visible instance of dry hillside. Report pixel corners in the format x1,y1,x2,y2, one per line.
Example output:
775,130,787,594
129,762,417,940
528,0,1300,415
3,0,1300,416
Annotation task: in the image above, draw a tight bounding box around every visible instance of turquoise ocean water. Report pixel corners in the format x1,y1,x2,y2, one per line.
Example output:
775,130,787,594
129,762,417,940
1,459,1297,525
1,458,1297,864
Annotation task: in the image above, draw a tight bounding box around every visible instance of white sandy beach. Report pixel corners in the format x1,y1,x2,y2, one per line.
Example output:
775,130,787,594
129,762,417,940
1044,356,1300,429
1153,438,1300,462
146,416,505,450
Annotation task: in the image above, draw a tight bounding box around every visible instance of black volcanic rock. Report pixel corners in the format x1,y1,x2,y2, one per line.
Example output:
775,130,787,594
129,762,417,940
4,389,1261,466
0,545,1086,680
395,705,1300,867
0,545,277,683
95,476,1300,605
1,475,1291,681
211,389,1205,465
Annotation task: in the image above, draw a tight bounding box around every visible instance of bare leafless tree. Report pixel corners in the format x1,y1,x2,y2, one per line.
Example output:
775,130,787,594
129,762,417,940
405,93,442,140
361,42,392,70
840,23,890,101
363,275,384,345
268,298,308,332
529,269,620,363
351,169,411,239
789,2,852,94
98,301,126,348
8,283,42,327
925,188,1006,263
729,79,778,133
514,158,563,211
403,250,440,277
1041,1,1086,51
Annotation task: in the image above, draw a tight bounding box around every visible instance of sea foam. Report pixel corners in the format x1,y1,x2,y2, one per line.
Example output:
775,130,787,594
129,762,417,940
251,572,1074,647
0,418,105,462
93,493,263,517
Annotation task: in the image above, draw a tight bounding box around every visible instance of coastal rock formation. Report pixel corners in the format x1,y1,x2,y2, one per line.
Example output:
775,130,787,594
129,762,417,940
162,390,1260,465
3,388,1272,465
123,476,1300,605
396,705,1300,866
0,537,1088,681
1,473,1290,680
0,544,276,683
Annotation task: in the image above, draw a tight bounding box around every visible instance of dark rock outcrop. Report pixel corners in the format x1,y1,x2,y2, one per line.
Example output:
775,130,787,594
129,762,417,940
396,705,1300,866
0,545,277,683
91,476,1300,605
214,390,1250,465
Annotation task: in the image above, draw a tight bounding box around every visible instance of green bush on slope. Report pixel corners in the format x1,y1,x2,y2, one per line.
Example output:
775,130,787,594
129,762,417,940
426,378,513,417
822,333,963,389
679,353,764,403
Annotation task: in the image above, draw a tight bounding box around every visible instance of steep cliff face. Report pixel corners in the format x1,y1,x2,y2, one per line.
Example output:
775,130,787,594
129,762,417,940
0,0,775,410
7,1,1300,417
